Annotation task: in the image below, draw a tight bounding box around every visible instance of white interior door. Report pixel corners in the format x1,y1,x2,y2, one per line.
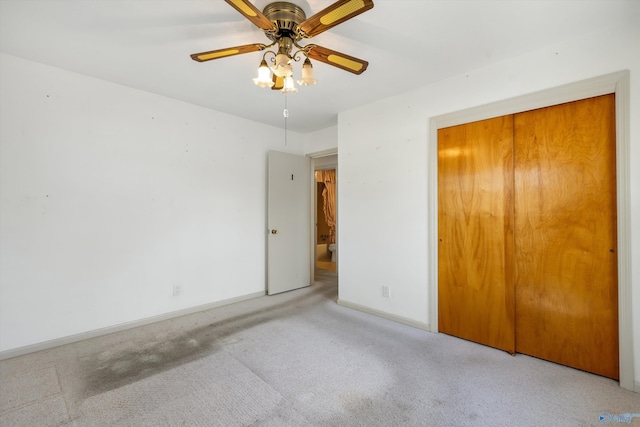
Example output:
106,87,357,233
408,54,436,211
267,150,311,295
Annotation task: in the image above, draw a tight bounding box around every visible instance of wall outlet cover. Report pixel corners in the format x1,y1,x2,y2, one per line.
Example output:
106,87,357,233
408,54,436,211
382,285,390,298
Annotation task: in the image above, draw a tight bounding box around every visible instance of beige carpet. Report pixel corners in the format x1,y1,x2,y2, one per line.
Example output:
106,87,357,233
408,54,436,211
1,270,637,426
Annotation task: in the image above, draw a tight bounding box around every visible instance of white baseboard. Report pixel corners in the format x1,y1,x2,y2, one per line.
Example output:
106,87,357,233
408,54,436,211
337,299,431,332
0,290,266,361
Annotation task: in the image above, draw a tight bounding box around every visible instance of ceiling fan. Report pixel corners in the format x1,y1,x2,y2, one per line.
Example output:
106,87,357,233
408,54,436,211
190,0,374,93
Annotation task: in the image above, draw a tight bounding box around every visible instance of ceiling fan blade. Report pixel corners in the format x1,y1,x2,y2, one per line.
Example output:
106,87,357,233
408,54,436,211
224,0,276,32
272,75,284,90
297,0,374,38
306,45,369,75
190,43,266,62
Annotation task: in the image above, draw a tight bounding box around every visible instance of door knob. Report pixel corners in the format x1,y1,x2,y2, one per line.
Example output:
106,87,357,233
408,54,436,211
271,229,278,234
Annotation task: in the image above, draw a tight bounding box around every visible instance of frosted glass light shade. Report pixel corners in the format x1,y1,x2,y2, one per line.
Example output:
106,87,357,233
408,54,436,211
253,60,274,88
297,58,317,86
272,53,293,77
281,75,298,94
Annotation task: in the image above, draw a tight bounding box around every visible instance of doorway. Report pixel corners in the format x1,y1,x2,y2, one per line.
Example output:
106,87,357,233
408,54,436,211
313,154,337,273
316,170,336,272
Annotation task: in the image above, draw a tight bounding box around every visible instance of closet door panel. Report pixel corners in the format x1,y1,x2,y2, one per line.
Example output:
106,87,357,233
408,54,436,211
438,116,515,353
514,94,618,379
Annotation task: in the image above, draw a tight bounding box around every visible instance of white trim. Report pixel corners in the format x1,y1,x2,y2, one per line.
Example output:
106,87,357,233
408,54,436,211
0,290,265,361
309,148,338,160
338,299,430,332
428,71,634,391
309,153,317,285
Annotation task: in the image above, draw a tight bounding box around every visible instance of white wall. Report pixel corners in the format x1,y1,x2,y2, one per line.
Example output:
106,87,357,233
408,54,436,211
0,53,304,353
338,22,640,386
304,125,338,155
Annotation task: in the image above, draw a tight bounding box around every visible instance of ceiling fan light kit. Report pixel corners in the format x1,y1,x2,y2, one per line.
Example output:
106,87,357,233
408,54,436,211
191,0,374,94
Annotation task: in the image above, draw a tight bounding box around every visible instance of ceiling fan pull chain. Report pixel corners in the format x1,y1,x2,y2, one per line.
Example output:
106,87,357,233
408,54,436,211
283,95,289,146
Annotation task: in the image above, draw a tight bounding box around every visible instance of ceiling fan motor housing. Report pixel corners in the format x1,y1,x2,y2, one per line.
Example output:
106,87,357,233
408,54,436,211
262,2,307,40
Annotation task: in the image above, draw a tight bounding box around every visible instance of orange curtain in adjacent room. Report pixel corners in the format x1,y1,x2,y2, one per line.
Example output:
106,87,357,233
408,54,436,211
318,170,336,243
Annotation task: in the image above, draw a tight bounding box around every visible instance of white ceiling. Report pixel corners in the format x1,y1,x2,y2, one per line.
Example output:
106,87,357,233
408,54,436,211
0,0,634,133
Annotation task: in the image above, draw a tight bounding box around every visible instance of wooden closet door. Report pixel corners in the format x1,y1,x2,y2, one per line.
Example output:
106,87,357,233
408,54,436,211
438,116,515,353
514,94,618,379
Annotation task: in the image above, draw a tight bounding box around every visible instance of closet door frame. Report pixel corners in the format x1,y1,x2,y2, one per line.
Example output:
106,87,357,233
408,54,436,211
427,71,633,391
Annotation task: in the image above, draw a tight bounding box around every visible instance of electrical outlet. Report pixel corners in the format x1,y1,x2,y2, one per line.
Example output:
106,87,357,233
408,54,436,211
382,285,391,298
173,284,183,296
